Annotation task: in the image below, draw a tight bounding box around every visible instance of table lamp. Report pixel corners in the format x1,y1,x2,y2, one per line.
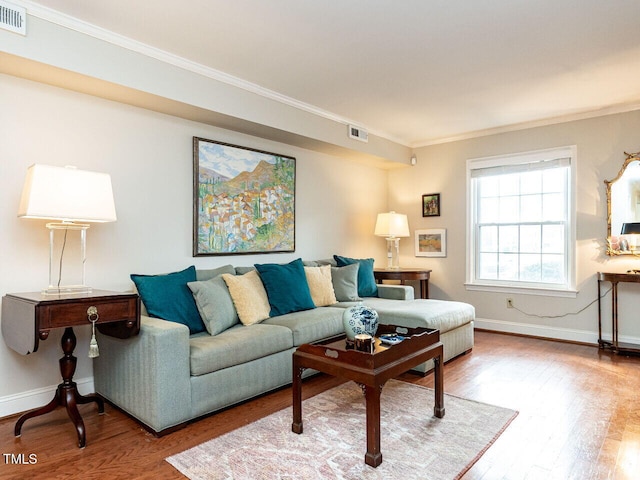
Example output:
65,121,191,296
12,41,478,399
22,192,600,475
18,164,117,295
374,211,410,270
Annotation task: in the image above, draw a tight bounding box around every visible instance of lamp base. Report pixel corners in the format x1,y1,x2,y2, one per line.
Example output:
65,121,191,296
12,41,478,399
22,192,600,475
45,222,89,296
42,285,92,296
385,237,401,270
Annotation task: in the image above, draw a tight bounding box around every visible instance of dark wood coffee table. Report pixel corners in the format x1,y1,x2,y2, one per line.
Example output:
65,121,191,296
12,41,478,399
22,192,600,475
292,324,444,468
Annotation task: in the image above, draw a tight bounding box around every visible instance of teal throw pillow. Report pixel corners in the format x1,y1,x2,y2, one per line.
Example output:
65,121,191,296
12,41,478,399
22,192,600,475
333,255,378,297
254,258,316,317
131,265,205,334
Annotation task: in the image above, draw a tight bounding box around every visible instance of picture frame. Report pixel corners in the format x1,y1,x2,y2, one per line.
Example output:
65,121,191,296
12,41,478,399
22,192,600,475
193,137,296,256
415,229,447,257
422,193,441,217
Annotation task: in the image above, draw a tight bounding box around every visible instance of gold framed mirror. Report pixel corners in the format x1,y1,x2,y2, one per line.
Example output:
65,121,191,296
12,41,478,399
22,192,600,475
606,150,640,255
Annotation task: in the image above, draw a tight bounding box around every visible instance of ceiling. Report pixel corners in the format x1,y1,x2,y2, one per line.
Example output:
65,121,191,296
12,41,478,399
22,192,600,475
23,0,640,147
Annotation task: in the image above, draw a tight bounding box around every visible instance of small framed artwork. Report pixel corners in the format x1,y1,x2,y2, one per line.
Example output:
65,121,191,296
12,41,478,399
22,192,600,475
415,229,447,257
193,137,296,256
422,193,440,217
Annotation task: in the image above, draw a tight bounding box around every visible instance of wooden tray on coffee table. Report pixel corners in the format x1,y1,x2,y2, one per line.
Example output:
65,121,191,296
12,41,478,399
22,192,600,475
292,324,444,468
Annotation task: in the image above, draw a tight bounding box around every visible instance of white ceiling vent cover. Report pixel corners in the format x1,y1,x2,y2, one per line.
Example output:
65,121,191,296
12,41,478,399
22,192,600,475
348,125,369,143
0,0,26,35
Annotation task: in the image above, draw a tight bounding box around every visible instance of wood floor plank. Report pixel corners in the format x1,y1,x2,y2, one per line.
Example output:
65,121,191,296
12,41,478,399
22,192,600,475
1,331,639,479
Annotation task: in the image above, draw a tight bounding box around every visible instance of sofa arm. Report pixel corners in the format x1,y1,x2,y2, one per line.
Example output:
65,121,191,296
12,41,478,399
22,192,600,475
93,315,192,434
377,284,415,301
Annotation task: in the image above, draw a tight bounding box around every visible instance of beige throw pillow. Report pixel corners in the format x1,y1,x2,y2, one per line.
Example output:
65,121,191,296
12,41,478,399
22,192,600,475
221,271,270,325
304,265,337,307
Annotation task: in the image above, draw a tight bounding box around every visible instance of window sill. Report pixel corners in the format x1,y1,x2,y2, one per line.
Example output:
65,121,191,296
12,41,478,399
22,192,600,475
464,282,578,298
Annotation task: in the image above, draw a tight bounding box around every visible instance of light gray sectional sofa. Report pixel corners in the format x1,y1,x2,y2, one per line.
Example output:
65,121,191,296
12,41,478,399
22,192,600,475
94,260,474,435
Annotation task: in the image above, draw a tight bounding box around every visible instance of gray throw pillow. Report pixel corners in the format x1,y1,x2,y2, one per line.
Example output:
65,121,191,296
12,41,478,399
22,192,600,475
331,264,360,301
188,275,239,335
196,264,236,281
234,266,256,275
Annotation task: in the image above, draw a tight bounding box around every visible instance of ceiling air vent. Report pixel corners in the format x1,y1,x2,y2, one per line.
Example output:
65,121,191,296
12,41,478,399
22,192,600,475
0,0,26,35
348,125,369,143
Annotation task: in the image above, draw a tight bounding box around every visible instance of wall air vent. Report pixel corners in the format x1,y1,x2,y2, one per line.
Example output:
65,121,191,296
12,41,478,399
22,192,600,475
348,125,369,143
0,0,26,35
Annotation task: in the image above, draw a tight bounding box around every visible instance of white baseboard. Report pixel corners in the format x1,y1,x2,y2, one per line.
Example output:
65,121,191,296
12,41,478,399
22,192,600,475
474,317,601,344
475,317,640,347
0,376,94,419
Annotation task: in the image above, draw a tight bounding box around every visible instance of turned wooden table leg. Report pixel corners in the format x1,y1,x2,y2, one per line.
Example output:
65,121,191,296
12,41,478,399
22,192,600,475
433,347,445,418
364,384,383,467
291,357,304,434
14,392,60,437
14,327,103,448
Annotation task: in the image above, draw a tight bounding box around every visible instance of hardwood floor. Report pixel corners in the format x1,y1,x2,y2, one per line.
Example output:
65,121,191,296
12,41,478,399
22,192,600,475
1,331,639,479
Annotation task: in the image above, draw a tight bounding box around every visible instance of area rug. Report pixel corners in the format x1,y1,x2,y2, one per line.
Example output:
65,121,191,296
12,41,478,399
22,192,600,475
167,380,517,480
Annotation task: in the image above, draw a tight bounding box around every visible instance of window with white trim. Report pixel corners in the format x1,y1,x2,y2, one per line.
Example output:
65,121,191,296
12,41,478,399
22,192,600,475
466,146,576,294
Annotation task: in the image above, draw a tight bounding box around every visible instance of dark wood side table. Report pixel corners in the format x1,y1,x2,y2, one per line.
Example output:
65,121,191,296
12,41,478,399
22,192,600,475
597,272,640,355
374,268,432,299
1,290,140,448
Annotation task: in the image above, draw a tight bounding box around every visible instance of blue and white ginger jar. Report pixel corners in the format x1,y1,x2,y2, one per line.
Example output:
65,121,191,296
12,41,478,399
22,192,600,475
342,303,379,341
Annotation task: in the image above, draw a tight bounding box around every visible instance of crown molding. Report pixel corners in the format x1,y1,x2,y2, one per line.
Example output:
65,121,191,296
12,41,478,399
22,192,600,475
411,101,640,148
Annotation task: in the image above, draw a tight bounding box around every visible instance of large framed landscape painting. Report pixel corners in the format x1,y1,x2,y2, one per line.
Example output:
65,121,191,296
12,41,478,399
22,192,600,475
193,137,296,256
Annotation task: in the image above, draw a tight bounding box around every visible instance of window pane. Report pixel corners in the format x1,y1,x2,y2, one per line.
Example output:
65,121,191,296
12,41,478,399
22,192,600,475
499,225,518,252
478,253,498,279
479,225,498,252
520,225,541,253
499,173,519,196
542,254,565,283
542,168,566,193
542,225,564,253
520,253,541,282
520,194,542,222
520,170,541,195
479,176,499,197
479,197,499,223
499,196,519,223
498,253,518,280
543,193,564,221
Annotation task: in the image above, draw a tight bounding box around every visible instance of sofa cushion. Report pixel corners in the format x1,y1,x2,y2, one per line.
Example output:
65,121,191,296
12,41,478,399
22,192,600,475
331,264,360,301
222,271,271,325
304,265,337,307
334,298,475,334
196,264,235,281
188,275,239,336
189,324,293,376
131,266,205,334
255,259,316,317
334,255,378,297
263,307,346,346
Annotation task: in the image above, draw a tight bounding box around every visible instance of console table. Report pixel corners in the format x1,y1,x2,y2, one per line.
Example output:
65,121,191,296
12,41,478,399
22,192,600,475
1,290,140,448
374,268,431,299
597,272,640,355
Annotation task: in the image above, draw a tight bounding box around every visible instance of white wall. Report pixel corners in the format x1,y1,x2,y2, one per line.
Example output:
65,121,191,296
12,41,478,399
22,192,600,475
0,73,388,414
389,110,640,344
